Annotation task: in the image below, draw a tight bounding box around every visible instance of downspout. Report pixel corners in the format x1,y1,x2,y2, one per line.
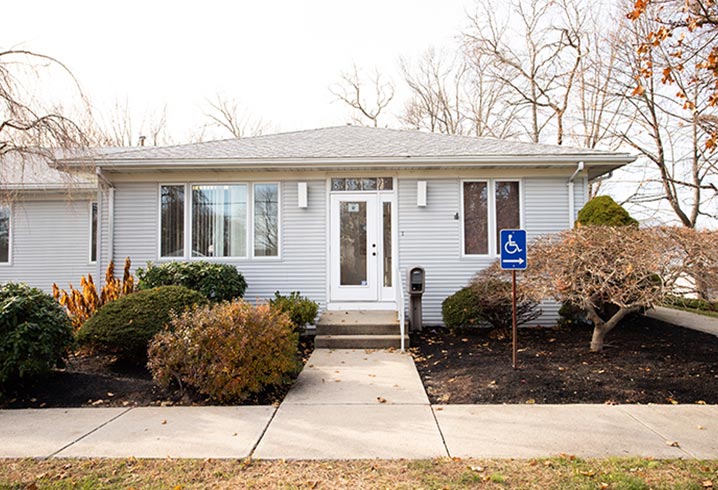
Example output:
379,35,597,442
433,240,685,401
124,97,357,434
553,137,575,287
96,168,115,277
568,161,585,228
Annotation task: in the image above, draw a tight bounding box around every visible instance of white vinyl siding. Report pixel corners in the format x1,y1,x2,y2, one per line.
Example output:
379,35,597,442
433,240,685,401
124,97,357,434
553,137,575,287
0,198,96,291
111,180,327,309
399,177,583,326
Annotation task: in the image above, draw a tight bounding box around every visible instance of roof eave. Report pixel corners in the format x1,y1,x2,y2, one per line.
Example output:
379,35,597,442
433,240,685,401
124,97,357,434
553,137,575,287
85,153,636,171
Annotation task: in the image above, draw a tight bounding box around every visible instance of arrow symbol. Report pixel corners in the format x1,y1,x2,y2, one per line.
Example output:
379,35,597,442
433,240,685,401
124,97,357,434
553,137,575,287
503,258,524,264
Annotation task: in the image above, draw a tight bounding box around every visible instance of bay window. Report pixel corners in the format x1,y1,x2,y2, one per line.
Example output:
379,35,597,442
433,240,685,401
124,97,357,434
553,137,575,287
462,180,521,256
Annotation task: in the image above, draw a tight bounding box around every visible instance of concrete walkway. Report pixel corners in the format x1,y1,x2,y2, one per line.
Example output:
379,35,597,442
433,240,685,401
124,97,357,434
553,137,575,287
646,306,718,337
1,349,717,460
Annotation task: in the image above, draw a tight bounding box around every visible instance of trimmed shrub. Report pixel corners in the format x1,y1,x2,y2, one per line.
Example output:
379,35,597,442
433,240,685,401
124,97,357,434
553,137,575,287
664,295,718,313
268,291,319,333
442,287,484,329
576,196,638,227
148,300,300,404
443,273,541,332
0,283,73,391
77,285,207,362
136,261,247,302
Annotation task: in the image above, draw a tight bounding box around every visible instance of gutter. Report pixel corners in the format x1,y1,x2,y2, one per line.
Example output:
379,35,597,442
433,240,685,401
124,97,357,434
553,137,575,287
568,161,585,228
60,153,637,169
95,168,115,282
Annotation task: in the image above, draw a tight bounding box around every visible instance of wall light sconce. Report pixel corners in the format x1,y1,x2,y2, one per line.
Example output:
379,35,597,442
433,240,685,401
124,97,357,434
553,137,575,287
417,181,427,207
298,182,308,208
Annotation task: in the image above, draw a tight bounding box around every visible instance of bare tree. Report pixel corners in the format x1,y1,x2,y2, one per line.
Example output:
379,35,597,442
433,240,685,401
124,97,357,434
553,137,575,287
91,99,172,147
0,49,88,162
608,8,718,227
400,48,469,135
523,226,718,351
464,0,587,144
331,64,395,128
203,94,268,139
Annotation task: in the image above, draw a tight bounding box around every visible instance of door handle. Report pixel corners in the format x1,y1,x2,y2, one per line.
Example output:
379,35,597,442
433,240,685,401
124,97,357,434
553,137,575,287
372,243,376,256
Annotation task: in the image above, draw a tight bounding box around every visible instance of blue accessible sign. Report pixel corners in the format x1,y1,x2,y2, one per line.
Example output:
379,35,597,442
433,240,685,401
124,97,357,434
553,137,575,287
500,229,527,270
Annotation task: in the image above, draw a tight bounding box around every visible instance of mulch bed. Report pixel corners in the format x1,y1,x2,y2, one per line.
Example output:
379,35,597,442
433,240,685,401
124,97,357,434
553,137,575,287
2,337,314,409
410,316,718,404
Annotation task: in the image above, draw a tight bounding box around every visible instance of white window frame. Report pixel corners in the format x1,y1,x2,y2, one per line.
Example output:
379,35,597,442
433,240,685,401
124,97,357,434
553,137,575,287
157,182,282,261
89,201,98,264
189,182,250,260
0,203,11,266
461,179,523,258
460,179,491,257
251,182,282,260
158,183,188,260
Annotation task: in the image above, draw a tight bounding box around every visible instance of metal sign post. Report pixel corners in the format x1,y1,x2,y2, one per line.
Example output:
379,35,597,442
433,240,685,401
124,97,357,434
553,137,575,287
500,229,527,370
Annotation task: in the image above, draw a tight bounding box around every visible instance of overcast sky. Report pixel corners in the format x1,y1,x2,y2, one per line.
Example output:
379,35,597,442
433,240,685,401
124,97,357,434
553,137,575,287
6,0,473,139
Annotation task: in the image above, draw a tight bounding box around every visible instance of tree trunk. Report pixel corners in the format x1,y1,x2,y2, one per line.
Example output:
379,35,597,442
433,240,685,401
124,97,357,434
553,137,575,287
584,303,641,352
590,325,608,352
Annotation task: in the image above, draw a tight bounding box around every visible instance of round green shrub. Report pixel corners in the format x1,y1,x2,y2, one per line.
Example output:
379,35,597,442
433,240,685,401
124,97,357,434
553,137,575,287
268,291,319,333
0,283,73,391
442,286,484,329
148,300,300,404
136,261,247,302
77,285,207,362
576,196,638,227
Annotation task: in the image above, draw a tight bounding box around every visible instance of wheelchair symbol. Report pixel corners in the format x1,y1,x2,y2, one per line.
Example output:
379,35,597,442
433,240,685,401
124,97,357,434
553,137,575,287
504,233,523,255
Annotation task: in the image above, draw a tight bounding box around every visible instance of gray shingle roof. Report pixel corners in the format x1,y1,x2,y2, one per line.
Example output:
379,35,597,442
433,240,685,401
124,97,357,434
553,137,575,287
0,152,96,189
95,126,631,162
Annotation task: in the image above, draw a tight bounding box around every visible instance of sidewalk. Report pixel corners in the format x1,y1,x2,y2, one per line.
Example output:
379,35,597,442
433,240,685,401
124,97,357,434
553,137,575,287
646,306,718,337
1,349,717,460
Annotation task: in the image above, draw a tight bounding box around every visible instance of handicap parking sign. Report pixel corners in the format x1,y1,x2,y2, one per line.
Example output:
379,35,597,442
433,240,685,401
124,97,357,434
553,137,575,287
500,229,527,270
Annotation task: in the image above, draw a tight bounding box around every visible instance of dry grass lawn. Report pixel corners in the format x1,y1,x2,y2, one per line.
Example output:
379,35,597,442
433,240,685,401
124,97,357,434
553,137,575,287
0,457,716,489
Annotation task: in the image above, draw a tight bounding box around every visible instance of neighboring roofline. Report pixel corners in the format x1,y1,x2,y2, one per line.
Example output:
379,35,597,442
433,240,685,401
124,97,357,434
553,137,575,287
0,183,97,191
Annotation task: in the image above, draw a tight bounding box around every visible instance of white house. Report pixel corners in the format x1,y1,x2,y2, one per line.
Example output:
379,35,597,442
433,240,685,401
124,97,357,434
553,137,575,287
0,126,634,339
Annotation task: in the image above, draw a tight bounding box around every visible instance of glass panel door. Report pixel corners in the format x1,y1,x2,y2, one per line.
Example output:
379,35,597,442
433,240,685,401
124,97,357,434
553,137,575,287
330,194,378,301
340,201,367,286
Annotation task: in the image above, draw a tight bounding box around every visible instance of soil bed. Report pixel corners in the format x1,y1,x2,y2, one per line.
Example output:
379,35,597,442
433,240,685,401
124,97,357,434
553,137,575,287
411,316,718,404
2,337,314,409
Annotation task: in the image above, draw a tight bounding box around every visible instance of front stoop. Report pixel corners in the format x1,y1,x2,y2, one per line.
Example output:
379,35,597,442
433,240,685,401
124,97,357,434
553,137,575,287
315,310,409,349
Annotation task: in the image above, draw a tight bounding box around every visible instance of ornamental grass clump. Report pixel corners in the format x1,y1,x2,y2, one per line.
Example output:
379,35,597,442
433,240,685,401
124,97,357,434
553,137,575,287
148,300,300,404
52,257,135,331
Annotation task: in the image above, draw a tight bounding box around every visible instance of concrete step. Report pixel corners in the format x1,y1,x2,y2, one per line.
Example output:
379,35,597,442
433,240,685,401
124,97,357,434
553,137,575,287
315,334,410,349
316,323,399,336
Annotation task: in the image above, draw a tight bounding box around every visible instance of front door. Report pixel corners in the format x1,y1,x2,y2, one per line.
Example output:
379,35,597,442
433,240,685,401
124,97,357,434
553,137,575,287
330,193,379,301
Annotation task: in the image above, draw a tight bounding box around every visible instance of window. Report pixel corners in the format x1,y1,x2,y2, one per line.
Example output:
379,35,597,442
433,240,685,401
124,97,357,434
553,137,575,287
0,205,9,263
253,183,279,257
192,184,247,257
463,180,521,256
331,177,393,191
160,183,281,259
90,202,98,263
160,185,185,257
494,181,520,254
463,181,489,255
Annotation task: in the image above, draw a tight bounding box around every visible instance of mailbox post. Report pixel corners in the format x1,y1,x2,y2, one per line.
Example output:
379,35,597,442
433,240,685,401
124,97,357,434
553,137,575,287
407,267,425,332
